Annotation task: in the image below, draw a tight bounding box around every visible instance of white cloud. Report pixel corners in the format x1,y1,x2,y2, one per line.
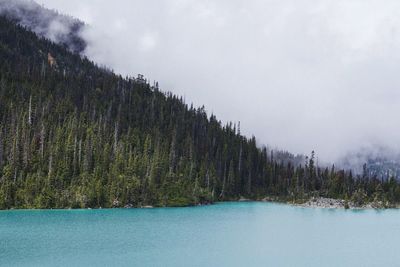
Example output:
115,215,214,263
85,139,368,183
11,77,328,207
138,32,158,52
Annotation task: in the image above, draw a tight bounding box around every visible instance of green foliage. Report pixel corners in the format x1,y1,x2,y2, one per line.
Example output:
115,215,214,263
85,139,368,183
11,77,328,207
0,16,400,209
351,189,367,207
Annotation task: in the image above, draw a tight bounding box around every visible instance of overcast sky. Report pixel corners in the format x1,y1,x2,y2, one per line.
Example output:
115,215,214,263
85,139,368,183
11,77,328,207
36,0,400,162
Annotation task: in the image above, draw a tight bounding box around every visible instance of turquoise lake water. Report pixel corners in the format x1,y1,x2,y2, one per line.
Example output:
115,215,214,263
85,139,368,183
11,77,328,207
1,202,399,267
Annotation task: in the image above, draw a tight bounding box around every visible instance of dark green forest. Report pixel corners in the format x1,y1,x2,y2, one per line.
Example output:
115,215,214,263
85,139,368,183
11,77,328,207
1,16,400,209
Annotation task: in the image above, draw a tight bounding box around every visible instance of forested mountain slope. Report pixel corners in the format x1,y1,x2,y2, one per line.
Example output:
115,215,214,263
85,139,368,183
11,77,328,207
1,16,399,209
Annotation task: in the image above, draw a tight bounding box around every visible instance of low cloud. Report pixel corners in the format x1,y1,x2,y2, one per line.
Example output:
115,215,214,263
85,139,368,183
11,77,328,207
0,0,86,53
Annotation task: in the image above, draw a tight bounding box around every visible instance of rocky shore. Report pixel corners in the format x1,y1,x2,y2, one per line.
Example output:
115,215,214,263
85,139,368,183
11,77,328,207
297,197,389,209
97,196,394,210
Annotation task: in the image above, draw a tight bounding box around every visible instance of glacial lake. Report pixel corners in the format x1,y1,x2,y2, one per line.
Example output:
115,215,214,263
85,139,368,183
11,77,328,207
1,202,399,267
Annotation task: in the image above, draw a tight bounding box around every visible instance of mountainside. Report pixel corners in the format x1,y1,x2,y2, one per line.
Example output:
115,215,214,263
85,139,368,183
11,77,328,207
340,146,400,180
0,0,86,54
1,15,400,209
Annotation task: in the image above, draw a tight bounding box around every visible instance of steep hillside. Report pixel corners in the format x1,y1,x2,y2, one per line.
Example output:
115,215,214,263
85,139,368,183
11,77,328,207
1,16,400,209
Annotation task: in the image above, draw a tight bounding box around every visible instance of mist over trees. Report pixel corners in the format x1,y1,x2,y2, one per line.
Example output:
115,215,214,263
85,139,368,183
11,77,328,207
0,0,86,54
1,16,400,209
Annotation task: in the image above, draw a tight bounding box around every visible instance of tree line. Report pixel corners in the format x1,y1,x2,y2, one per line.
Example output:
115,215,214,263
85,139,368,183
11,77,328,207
1,16,400,209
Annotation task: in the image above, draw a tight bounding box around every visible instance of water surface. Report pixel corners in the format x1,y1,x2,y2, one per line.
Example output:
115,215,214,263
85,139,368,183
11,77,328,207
1,202,399,266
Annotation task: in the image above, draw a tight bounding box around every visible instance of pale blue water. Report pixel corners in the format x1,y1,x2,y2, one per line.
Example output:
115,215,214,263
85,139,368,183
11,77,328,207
0,202,399,267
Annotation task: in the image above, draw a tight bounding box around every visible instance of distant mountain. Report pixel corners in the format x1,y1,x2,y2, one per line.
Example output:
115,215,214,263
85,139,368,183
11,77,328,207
339,146,400,180
366,158,400,180
0,0,86,54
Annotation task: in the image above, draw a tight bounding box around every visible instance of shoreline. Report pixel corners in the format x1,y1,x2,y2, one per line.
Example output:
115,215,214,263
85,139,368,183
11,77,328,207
0,197,398,211
240,196,397,210
279,197,397,210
